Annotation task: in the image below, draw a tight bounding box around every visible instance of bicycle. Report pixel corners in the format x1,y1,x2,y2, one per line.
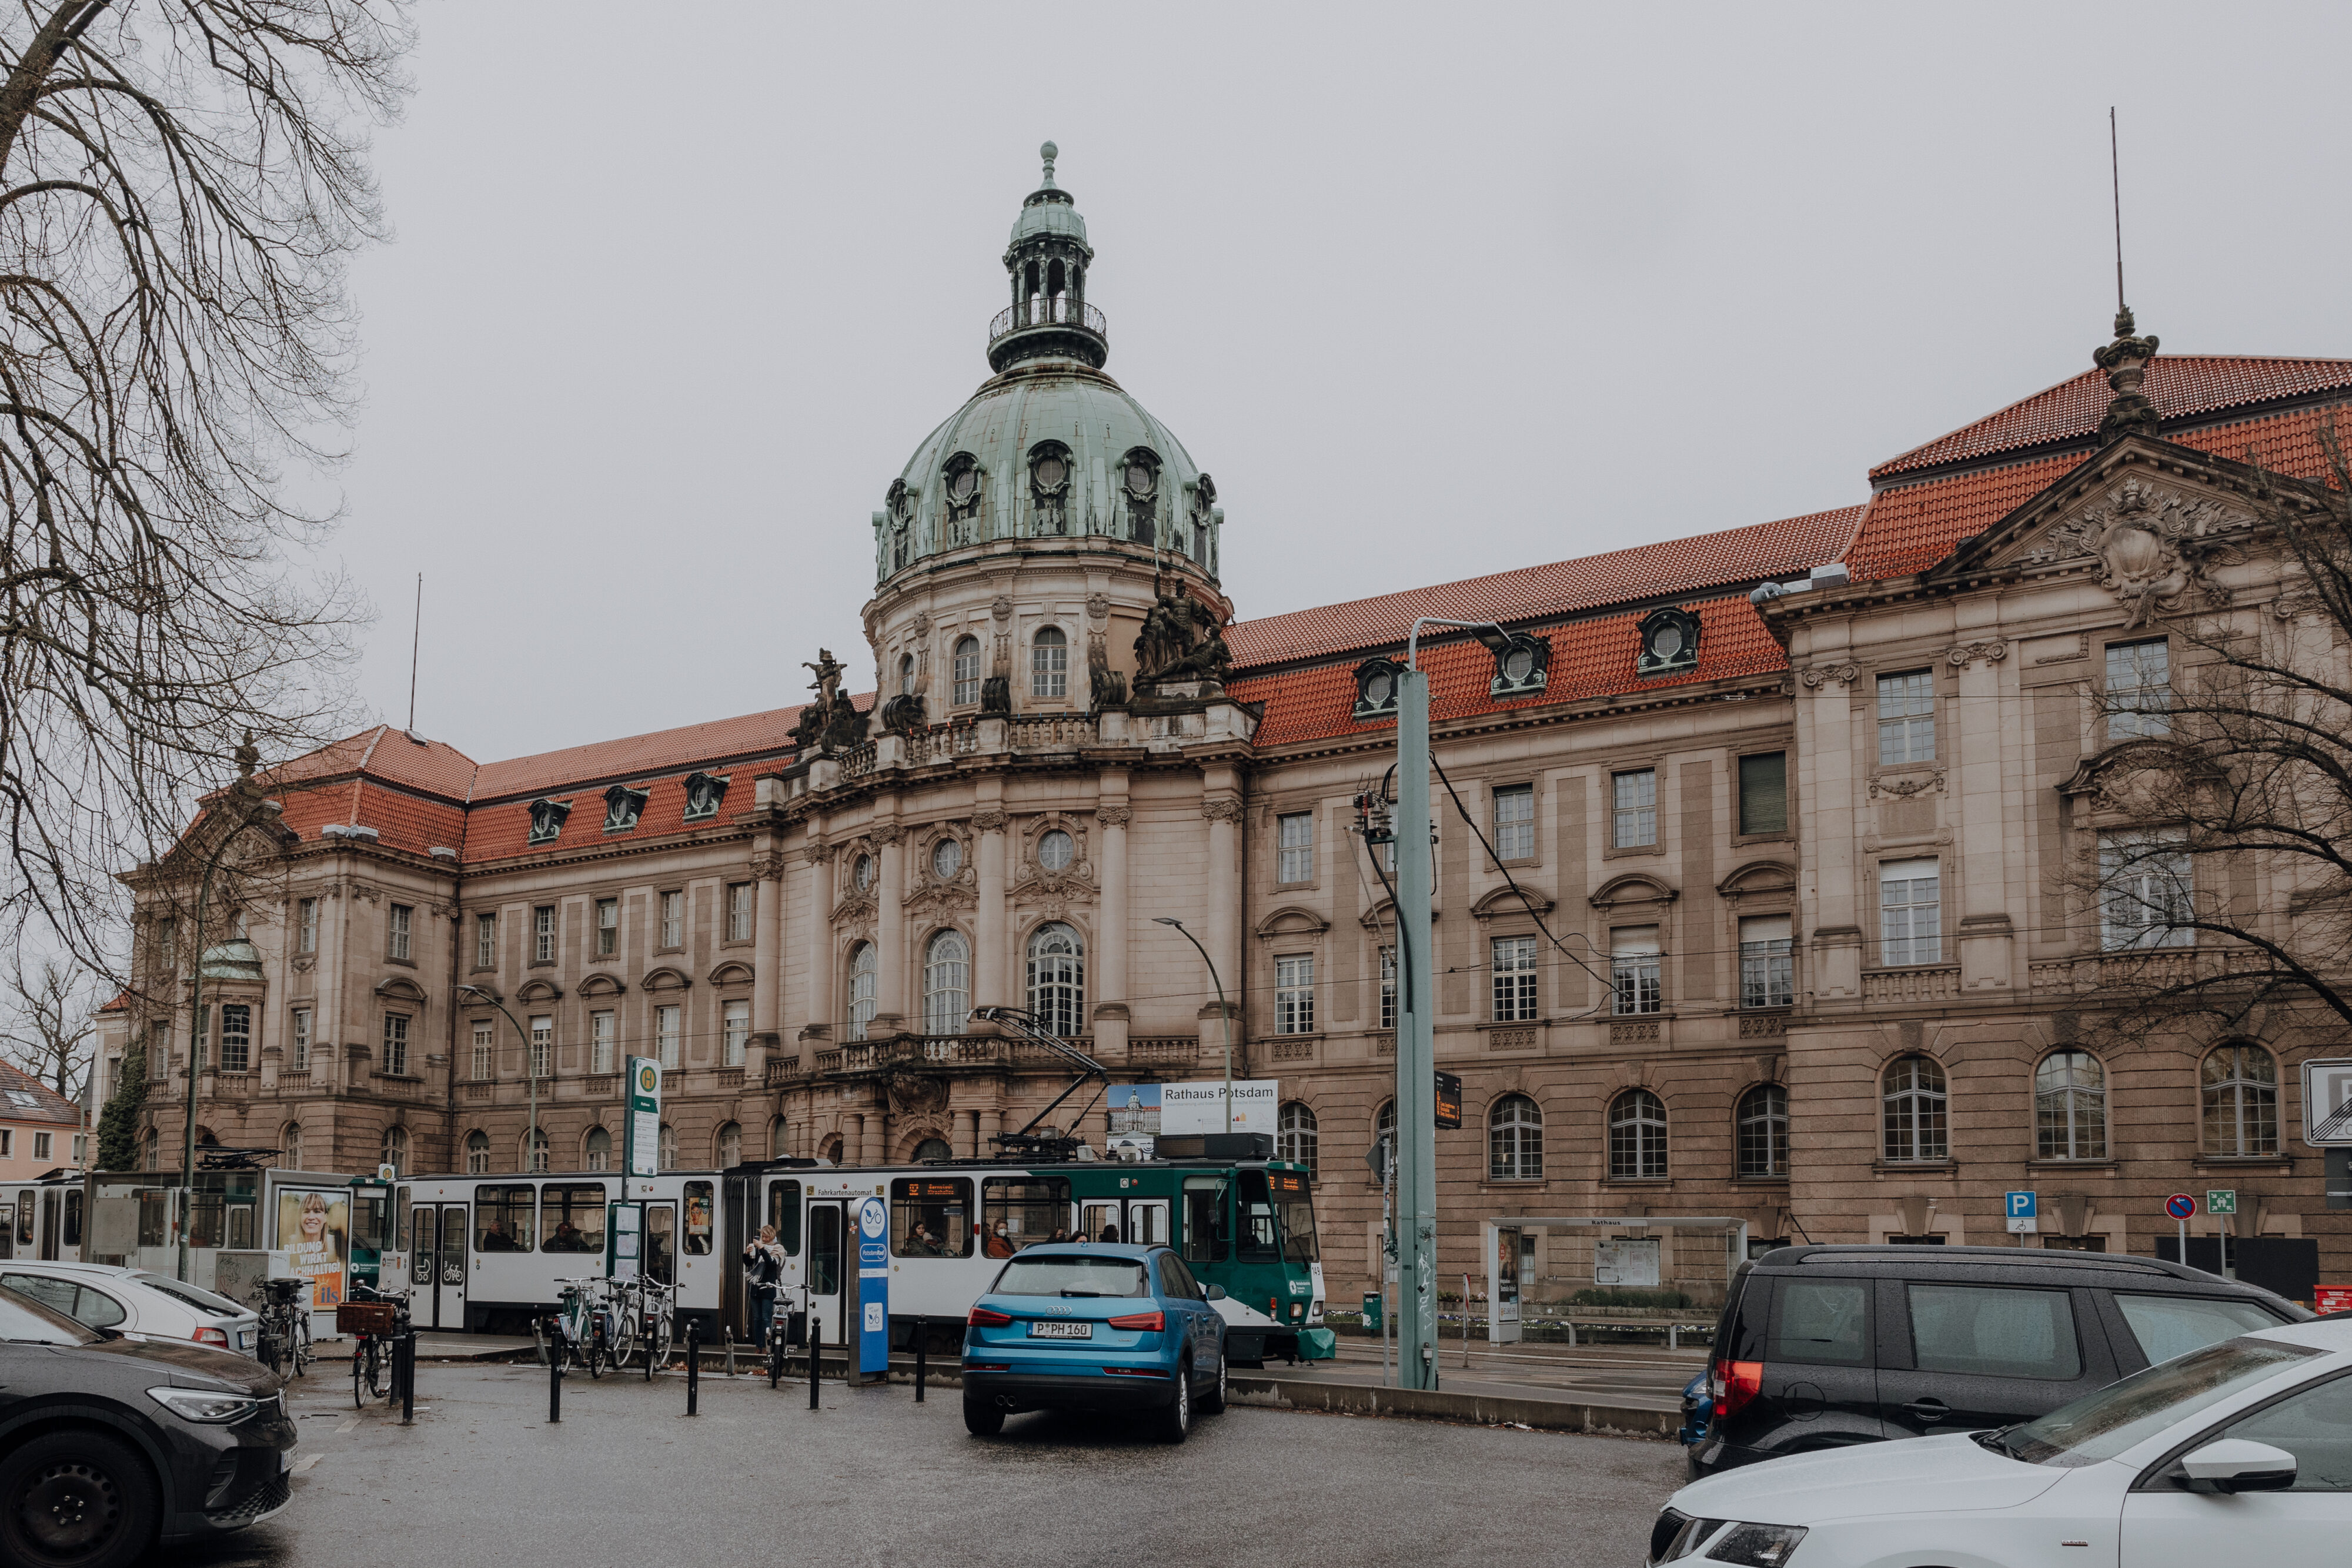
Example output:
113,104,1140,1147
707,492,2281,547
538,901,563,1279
761,1279,796,1386
545,1277,613,1379
341,1282,410,1409
256,1277,313,1379
610,1273,676,1373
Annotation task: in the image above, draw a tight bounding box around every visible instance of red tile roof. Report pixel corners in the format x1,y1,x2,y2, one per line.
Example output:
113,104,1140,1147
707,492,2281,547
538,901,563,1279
1225,507,1861,671
1873,356,2352,479
470,706,821,803
0,1059,82,1124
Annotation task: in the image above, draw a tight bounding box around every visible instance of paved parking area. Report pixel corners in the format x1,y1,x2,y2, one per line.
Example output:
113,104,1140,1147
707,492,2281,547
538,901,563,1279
158,1360,1683,1568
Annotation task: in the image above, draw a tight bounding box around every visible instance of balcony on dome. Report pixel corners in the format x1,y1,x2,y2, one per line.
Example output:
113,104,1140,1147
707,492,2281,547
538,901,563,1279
987,295,1108,372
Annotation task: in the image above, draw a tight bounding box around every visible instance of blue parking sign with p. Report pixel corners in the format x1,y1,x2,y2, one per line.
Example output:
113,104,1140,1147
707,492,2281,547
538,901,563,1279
2004,1191,2037,1233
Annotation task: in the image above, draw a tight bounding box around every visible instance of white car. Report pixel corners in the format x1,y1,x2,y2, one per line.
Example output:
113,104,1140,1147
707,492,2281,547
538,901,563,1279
1651,1318,2352,1567
0,1260,263,1358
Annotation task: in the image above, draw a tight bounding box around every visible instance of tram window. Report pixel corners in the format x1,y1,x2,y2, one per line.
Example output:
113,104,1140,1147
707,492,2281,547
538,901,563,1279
394,1187,411,1251
136,1190,168,1248
982,1176,1070,1256
808,1206,841,1295
892,1178,973,1258
62,1192,81,1249
683,1182,714,1255
539,1184,607,1253
227,1205,255,1251
1236,1171,1279,1263
15,1193,32,1247
1268,1171,1319,1265
646,1205,674,1286
185,1192,222,1250
1181,1175,1230,1265
765,1181,802,1256
475,1185,537,1252
350,1193,389,1253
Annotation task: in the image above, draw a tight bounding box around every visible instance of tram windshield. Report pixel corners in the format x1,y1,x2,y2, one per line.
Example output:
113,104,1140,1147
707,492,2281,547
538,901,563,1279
991,1255,1148,1298
1269,1171,1318,1265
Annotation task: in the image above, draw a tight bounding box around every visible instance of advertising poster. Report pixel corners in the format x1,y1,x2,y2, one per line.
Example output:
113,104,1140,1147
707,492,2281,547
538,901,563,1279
1593,1237,1661,1288
276,1189,350,1310
1159,1079,1278,1134
1107,1084,1161,1135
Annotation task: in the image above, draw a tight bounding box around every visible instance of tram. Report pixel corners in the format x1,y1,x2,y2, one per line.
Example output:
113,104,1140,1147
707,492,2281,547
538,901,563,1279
0,1171,86,1263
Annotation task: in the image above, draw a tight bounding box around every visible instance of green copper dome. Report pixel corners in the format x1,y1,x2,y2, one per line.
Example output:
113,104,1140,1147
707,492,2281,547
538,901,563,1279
873,146,1223,585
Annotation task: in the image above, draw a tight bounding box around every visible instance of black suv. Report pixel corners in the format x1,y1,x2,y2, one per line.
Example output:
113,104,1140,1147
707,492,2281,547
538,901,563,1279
0,1282,297,1568
1688,1245,2309,1479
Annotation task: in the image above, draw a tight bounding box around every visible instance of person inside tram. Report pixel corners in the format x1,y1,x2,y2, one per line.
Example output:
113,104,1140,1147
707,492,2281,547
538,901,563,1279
482,1218,517,1252
1098,1222,1120,1243
984,1220,1015,1259
547,1219,587,1253
743,1225,785,1345
905,1221,942,1257
1047,1228,1068,1244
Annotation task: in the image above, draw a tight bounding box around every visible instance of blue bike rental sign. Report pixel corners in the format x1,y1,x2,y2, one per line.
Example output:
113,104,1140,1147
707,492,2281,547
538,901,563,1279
856,1196,890,1376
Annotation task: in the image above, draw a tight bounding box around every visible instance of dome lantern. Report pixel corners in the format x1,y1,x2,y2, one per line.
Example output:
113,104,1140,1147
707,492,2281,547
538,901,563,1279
989,141,1107,373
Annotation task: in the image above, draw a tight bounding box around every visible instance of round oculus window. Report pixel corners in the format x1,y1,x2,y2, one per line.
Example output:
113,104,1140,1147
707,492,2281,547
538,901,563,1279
947,467,977,503
932,838,963,879
1649,623,1685,660
1038,830,1074,871
853,854,874,892
1363,671,1393,706
1503,646,1534,680
1033,454,1067,490
1125,462,1153,498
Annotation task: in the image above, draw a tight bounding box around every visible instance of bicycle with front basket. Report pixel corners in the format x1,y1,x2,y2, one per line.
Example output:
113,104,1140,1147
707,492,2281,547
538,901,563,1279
338,1281,410,1409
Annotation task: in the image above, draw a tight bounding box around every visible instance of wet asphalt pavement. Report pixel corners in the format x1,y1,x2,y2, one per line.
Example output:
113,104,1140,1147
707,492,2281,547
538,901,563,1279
159,1359,1682,1568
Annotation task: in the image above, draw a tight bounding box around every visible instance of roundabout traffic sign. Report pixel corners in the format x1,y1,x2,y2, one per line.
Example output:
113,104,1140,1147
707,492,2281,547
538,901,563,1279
2166,1193,2196,1220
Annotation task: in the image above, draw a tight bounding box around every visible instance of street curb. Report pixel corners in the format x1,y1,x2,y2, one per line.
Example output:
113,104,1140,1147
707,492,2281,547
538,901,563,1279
1226,1374,1677,1440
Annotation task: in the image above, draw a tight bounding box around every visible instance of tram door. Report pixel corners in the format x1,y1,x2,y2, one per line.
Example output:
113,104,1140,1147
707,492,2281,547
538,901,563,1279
408,1205,469,1329
1081,1199,1169,1246
807,1202,843,1342
38,1192,61,1260
643,1202,676,1287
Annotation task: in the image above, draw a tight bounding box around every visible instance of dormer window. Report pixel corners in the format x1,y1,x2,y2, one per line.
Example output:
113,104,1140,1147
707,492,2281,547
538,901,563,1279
1030,442,1073,537
1352,657,1403,722
604,784,648,833
682,771,729,823
1120,448,1160,544
942,453,983,546
1635,606,1701,678
1488,632,1550,699
527,798,572,845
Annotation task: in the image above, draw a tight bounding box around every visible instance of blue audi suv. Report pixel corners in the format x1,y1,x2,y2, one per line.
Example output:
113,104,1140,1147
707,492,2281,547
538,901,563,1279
962,1244,1228,1442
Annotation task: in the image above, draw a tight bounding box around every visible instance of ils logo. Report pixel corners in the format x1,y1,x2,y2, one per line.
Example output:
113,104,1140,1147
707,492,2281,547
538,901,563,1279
636,1063,659,1096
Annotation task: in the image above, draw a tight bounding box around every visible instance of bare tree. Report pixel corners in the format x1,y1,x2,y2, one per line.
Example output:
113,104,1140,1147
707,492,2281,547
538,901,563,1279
0,948,95,1094
0,2,412,978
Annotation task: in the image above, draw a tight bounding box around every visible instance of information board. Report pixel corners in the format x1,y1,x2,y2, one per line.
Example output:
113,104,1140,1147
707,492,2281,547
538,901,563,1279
856,1195,890,1375
1159,1079,1278,1134
624,1057,662,1181
608,1201,643,1282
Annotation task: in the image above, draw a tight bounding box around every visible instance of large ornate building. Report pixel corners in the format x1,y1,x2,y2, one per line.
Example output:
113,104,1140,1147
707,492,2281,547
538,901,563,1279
102,147,2352,1305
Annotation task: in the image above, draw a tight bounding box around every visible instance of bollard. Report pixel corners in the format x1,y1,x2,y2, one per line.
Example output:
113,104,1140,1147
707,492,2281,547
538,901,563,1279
808,1313,821,1409
914,1317,926,1402
769,1320,782,1389
549,1332,563,1423
724,1326,736,1379
1669,1323,1679,1352
686,1321,700,1416
400,1330,416,1425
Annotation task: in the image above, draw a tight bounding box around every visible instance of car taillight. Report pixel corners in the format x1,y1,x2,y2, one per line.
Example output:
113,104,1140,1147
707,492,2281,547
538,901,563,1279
967,1306,1013,1327
1106,1310,1164,1332
1710,1359,1762,1419
192,1326,230,1348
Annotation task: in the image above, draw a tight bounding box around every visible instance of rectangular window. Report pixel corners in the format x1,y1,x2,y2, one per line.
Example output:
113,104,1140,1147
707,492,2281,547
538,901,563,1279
1739,751,1788,837
382,1013,409,1077
982,1175,1070,1255
0,1131,12,1158
32,1132,50,1162
2106,639,2171,740
1906,1285,2081,1380
592,1011,616,1075
297,898,318,954
475,1185,536,1253
595,898,618,957
1877,670,1936,765
148,1027,170,1080
291,1008,312,1074
472,1020,493,1081
1031,633,1068,698
195,1005,208,1072
1493,785,1535,860
1379,945,1397,1031
1879,858,1943,965
217,1004,252,1074
660,890,683,950
475,912,496,969
1491,935,1539,1021
539,1184,608,1254
529,1015,552,1079
388,903,413,961
1769,1279,1870,1367
657,1004,681,1068
724,999,750,1067
1612,769,1658,848
1274,954,1315,1035
1611,926,1662,1015
727,882,754,942
533,905,556,964
953,641,981,707
2100,832,2194,950
890,1176,975,1259
1739,915,1793,1008
1181,1172,1231,1264
1277,812,1314,884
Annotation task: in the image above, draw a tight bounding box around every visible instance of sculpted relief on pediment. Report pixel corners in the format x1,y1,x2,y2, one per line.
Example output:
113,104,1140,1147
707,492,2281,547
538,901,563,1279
2017,477,2253,628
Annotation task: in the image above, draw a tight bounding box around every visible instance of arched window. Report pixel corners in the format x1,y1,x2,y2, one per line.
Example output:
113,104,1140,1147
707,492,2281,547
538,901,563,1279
1735,1084,1788,1178
281,1122,305,1172
1031,625,1068,698
658,1123,678,1172
584,1126,611,1171
819,1134,844,1165
464,1129,490,1174
924,930,970,1035
1488,1094,1542,1180
769,1115,789,1160
1882,1055,1947,1163
1026,922,1085,1036
716,1121,741,1168
2201,1044,2278,1156
1278,1102,1319,1174
381,1125,410,1178
1609,1089,1669,1179
524,1126,549,1174
2036,1050,2107,1161
848,942,878,1041
914,1137,951,1163
951,636,981,706
140,1127,159,1171
898,654,916,697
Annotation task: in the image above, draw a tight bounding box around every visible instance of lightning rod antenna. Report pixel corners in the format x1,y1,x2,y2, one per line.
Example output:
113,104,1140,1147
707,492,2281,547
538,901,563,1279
407,572,422,734
2110,106,2126,316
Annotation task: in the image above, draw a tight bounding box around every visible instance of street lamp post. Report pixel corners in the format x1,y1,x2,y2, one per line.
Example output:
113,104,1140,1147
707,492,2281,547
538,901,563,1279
1152,917,1231,1133
457,985,540,1173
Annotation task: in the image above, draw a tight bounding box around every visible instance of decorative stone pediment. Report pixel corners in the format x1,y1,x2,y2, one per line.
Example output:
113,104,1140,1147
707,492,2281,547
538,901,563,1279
2056,739,2210,819
1717,860,1796,902
1590,872,1678,910
1254,904,1331,940
577,971,627,999
374,976,428,1004
707,961,755,988
642,966,691,994
514,977,563,1004
1471,887,1553,921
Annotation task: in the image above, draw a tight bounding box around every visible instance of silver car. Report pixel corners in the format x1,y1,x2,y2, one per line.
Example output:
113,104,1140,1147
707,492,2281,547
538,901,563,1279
0,1260,263,1358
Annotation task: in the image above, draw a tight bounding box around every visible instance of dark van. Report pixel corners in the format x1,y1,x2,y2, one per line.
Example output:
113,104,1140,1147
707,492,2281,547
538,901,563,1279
1688,1245,2309,1479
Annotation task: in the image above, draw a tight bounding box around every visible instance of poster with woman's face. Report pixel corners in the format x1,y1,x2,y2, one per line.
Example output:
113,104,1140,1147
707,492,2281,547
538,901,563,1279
278,1189,349,1310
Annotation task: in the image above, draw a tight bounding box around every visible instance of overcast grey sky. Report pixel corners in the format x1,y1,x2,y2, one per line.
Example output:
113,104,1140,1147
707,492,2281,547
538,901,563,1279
325,2,2352,765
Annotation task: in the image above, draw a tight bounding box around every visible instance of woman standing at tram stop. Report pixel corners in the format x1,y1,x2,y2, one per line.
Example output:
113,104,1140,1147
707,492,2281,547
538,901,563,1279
743,1226,786,1344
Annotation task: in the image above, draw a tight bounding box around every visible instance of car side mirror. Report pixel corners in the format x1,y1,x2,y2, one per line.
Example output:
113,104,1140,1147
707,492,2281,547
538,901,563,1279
1205,1285,1227,1301
2177,1439,2298,1494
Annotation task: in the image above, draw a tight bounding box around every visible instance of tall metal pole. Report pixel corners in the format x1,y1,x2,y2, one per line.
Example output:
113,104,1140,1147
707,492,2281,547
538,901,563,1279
1154,918,1232,1134
1394,664,1438,1389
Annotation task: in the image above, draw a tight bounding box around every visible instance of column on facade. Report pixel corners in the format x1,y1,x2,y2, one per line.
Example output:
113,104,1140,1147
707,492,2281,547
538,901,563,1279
1799,653,1864,1001
321,864,350,1096
978,1107,1001,1157
973,794,1008,1018
874,804,907,1032
1952,636,2016,991
1094,769,1130,1058
953,1107,977,1159
862,1108,886,1167
803,820,834,1041
750,838,783,1072
1202,767,1244,1050
842,1112,862,1166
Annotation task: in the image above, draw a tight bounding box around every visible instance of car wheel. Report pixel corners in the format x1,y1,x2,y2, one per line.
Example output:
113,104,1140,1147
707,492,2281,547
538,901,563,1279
0,1429,159,1568
1200,1347,1227,1414
963,1397,1004,1437
1156,1360,1191,1443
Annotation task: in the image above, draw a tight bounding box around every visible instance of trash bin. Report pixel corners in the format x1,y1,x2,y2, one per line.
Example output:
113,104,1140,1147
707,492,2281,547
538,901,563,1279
1361,1292,1381,1333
